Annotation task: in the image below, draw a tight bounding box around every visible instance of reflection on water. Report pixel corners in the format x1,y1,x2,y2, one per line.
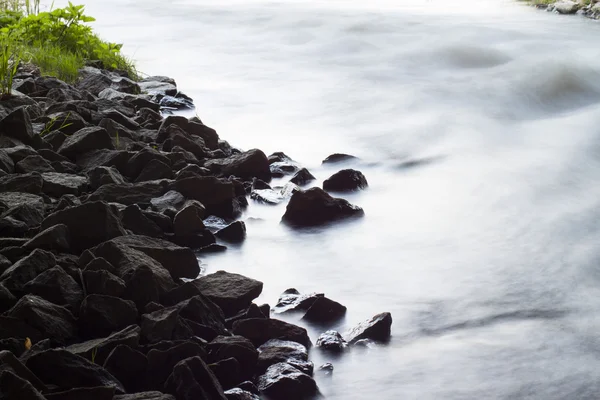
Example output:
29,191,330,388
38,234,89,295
54,0,600,398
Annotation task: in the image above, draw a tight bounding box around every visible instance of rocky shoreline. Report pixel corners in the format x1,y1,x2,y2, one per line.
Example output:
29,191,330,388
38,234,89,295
528,0,600,19
0,64,392,400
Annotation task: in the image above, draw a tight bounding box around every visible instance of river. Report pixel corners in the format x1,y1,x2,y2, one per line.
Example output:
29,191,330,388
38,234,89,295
54,0,600,398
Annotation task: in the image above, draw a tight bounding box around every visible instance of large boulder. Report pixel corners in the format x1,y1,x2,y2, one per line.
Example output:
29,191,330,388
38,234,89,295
58,127,114,160
209,357,242,390
204,149,271,181
344,312,392,344
22,266,84,313
215,221,246,243
41,201,127,253
0,172,43,194
551,0,580,14
88,166,126,189
164,356,227,400
150,190,186,213
83,269,126,297
103,344,148,393
207,336,258,381
135,159,173,182
173,200,206,237
79,294,138,339
192,271,263,316
7,295,77,344
257,363,319,400
170,176,235,209
67,325,141,366
323,169,368,192
232,318,311,348
87,180,171,206
257,339,311,376
301,296,347,324
23,224,70,252
41,172,88,197
0,370,46,400
316,330,347,352
15,155,55,173
122,205,164,238
273,289,323,314
281,187,364,227
289,168,315,186
0,108,34,145
0,249,56,295
26,349,125,393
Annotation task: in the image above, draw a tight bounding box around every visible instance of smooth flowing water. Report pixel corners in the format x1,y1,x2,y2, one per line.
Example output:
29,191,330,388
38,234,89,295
57,0,600,398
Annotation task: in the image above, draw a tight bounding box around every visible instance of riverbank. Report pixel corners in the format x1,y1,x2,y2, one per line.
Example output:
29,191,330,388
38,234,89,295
523,0,600,18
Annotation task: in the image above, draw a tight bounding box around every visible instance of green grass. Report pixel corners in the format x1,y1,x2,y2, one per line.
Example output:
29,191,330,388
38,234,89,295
24,42,82,82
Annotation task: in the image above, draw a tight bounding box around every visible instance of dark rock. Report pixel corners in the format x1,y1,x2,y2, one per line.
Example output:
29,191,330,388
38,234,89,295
0,149,14,173
0,283,16,313
215,221,246,243
83,257,118,275
22,266,83,313
232,318,311,348
2,146,38,163
41,201,127,253
269,162,298,178
251,178,271,190
204,149,271,181
148,343,208,387
268,152,293,165
88,166,126,189
0,172,43,194
79,294,138,339
192,271,263,317
150,190,186,213
58,127,114,160
207,336,258,381
289,168,315,186
126,147,170,180
237,381,259,395
0,316,43,342
83,269,126,297
122,205,163,238
257,363,319,400
197,243,227,254
41,172,88,197
281,187,364,227
0,338,26,357
0,108,34,145
8,295,76,344
43,130,68,150
224,388,260,400
164,356,227,400
114,392,175,400
0,249,56,295
26,349,125,393
322,153,358,164
135,159,173,182
54,194,81,211
209,357,242,390
323,169,368,192
103,345,148,393
0,191,44,210
145,301,164,313
316,331,347,352
345,312,392,344
141,306,181,344
87,180,170,206
1,201,45,235
257,339,311,375
302,296,347,324
44,386,115,400
24,224,70,252
67,325,140,366
317,363,334,376
37,148,71,163
274,289,323,314
15,155,55,173
173,200,206,237
0,370,46,400
225,303,266,329
76,149,131,173
143,209,173,232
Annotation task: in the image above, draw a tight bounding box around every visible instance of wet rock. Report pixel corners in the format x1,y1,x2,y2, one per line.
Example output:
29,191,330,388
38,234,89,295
209,357,242,390
122,205,164,238
173,200,206,237
290,168,316,186
274,289,323,314
316,331,347,352
148,343,208,388
87,180,170,206
224,388,260,400
205,149,271,181
8,295,76,344
22,266,83,313
257,339,311,375
207,336,258,381
215,221,246,243
0,108,34,145
171,176,237,218
26,349,125,393
41,201,127,253
551,0,580,14
193,271,263,316
164,356,227,400
323,169,368,192
44,386,115,400
15,155,55,173
269,161,298,178
0,172,43,194
79,294,138,339
41,172,88,197
150,190,186,213
67,325,141,366
302,296,347,324
317,363,334,376
282,187,364,227
114,392,175,400
24,224,70,252
238,381,259,395
0,370,46,400
257,363,319,400
83,269,126,297
58,127,114,160
103,345,148,393
345,312,392,344
250,188,284,205
0,249,56,295
225,303,266,329
232,318,311,348
322,153,358,164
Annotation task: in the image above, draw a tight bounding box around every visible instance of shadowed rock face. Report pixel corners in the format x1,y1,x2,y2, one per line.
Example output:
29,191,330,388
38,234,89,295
257,363,320,400
282,187,364,227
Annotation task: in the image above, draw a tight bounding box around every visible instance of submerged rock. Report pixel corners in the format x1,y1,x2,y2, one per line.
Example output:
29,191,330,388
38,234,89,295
316,330,347,352
257,339,312,375
345,312,393,344
323,169,368,192
302,296,347,324
274,289,323,314
282,187,364,227
257,363,319,400
232,318,311,349
322,153,357,164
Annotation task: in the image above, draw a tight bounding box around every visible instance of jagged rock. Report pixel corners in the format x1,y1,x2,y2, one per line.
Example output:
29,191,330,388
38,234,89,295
204,149,271,181
15,155,55,173
282,187,364,227
135,159,173,182
170,176,235,212
8,295,76,344
0,149,14,173
41,201,126,253
0,283,16,313
41,172,88,197
79,294,138,339
551,0,580,14
0,172,43,194
2,146,38,163
316,331,347,352
164,356,227,400
0,370,46,400
67,325,140,366
44,386,115,400
269,161,298,178
87,180,170,206
345,312,393,344
322,153,358,164
232,318,311,348
317,363,334,376
88,166,126,189
76,149,132,173
26,349,125,393
173,200,206,237
83,257,118,275
126,147,170,179
148,343,208,387
209,357,242,390
225,304,266,329
289,168,315,186
323,169,368,192
83,269,126,297
103,345,148,393
274,289,323,314
207,336,258,381
257,339,311,376
192,271,263,316
257,363,319,400
54,194,81,211
0,249,56,295
58,127,114,160
114,392,175,400
141,306,181,344
22,266,83,313
224,388,260,400
150,190,186,213
0,108,34,145
122,205,163,238
0,192,44,211
24,224,70,252
215,221,246,243
302,296,347,323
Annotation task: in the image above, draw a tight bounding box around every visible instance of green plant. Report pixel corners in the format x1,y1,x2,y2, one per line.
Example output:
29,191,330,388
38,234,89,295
0,40,19,97
115,130,120,148
90,347,97,364
40,111,73,136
